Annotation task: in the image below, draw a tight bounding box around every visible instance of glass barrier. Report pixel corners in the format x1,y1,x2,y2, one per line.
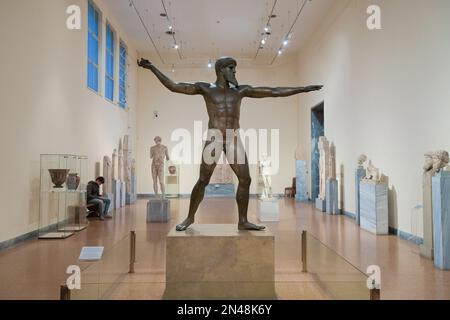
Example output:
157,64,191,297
64,230,377,300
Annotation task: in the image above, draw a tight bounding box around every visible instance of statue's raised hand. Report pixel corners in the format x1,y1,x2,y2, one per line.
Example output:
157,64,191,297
305,85,323,92
137,58,152,69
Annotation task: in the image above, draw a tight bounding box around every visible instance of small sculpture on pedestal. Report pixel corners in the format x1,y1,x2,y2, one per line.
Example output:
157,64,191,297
364,160,382,183
325,142,339,214
259,154,273,199
150,136,170,197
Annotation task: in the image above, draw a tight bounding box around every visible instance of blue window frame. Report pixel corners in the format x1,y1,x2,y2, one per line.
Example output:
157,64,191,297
105,23,115,101
119,42,127,108
87,2,100,92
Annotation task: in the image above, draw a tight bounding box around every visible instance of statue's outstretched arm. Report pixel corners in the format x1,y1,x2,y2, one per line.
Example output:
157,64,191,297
243,85,323,98
138,58,200,95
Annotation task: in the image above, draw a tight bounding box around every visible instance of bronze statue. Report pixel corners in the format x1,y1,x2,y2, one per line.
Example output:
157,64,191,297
138,57,322,231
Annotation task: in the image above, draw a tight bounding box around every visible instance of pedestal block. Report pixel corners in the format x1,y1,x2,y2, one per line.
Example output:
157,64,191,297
105,193,114,213
164,224,275,299
113,180,120,209
257,199,279,222
315,198,326,212
205,183,235,198
432,171,450,270
326,179,339,215
295,160,308,201
355,167,366,225
120,181,126,207
147,199,171,222
360,180,388,235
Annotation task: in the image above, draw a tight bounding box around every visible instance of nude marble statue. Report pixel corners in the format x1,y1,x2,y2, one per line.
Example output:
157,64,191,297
150,136,170,196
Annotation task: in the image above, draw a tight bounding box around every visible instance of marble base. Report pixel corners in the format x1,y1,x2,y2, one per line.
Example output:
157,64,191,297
432,171,450,270
295,160,308,201
205,183,235,198
120,181,126,207
326,179,340,215
360,180,388,235
147,199,171,222
355,167,366,225
257,199,279,222
113,180,121,209
164,224,275,299
315,198,326,212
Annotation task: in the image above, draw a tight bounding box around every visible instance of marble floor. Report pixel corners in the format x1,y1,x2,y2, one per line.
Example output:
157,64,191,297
1,197,450,300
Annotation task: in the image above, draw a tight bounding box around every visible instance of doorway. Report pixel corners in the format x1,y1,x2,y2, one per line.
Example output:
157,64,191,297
311,102,324,201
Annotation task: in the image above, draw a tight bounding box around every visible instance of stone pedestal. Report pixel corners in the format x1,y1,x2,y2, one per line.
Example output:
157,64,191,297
326,178,339,215
105,193,114,213
360,180,388,235
315,198,326,212
126,175,137,205
147,199,171,222
432,171,450,270
420,172,433,259
120,181,126,207
257,199,279,222
113,180,120,209
355,167,366,225
295,160,308,201
205,183,235,198
164,224,275,299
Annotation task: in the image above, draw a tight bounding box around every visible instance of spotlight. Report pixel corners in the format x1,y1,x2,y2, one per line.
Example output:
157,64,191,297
261,38,266,45
283,39,289,46
207,60,212,68
171,64,175,73
278,49,282,55
173,43,179,50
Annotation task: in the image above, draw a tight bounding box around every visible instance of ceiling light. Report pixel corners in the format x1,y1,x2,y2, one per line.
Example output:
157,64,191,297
261,38,266,45
173,43,179,50
168,25,173,31
207,60,213,68
278,49,282,55
171,65,175,73
282,39,289,46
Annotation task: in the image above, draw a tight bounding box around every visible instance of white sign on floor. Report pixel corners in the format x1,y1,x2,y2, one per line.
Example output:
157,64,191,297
78,246,104,261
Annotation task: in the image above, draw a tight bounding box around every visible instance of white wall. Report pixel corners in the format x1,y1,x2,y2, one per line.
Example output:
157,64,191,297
296,0,450,235
136,56,300,195
0,0,138,243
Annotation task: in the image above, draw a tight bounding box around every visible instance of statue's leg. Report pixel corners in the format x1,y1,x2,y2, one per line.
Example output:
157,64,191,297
158,166,165,196
176,141,220,231
152,165,159,195
226,136,265,231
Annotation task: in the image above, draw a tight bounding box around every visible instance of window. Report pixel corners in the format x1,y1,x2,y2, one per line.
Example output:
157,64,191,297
105,23,115,101
87,2,100,92
119,42,127,108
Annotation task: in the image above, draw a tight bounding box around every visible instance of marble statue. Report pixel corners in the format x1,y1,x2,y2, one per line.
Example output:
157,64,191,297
103,156,112,195
138,56,322,231
318,137,330,200
358,154,367,166
118,138,123,181
424,150,449,175
150,136,170,196
112,149,118,181
364,160,382,182
259,155,273,199
328,142,336,180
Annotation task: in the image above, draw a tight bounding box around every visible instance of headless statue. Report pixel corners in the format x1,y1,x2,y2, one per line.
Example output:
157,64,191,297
150,136,169,196
138,57,323,231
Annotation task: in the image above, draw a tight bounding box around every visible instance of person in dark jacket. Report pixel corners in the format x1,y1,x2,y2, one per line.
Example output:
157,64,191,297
86,177,112,220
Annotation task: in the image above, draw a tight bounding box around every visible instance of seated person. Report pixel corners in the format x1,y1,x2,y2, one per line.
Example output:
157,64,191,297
86,177,112,220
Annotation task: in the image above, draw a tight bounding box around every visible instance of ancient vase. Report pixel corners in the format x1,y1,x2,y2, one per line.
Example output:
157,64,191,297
66,173,81,190
48,169,70,188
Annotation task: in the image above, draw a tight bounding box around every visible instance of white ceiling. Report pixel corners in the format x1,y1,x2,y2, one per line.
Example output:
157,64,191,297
106,0,335,67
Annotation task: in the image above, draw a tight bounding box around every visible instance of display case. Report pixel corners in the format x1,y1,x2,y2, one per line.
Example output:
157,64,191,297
38,154,88,239
164,161,180,198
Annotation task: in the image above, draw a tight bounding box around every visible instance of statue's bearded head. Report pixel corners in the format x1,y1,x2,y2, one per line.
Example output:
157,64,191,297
215,57,238,87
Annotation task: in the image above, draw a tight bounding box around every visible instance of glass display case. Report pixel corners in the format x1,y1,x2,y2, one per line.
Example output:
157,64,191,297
164,161,180,198
38,154,88,239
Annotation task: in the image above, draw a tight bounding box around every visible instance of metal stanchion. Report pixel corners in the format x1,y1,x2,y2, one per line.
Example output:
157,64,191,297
129,231,136,273
370,288,381,300
60,284,71,300
301,230,307,273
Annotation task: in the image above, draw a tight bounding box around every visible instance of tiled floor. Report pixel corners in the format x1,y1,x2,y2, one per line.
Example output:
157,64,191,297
1,197,450,300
